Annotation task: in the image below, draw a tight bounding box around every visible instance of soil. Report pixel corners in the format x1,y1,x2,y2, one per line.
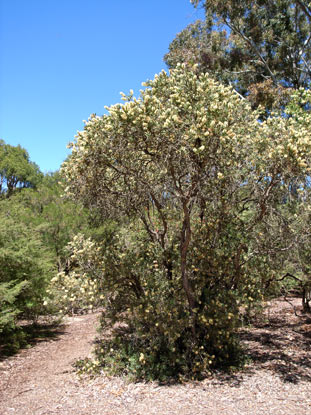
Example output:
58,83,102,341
0,298,311,415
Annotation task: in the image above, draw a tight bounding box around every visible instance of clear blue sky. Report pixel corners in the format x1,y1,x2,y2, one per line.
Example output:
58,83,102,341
0,0,203,173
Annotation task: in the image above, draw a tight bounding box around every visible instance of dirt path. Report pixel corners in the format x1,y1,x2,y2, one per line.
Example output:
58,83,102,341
0,299,311,415
0,313,99,415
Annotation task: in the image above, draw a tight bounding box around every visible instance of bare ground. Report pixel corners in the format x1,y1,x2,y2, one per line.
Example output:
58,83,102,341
0,298,311,415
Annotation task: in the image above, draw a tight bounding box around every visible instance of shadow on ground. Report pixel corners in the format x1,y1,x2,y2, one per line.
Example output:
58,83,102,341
0,319,66,360
239,298,311,384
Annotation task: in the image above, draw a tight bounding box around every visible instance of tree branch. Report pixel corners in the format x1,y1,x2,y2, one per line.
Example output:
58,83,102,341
224,18,277,85
296,0,311,21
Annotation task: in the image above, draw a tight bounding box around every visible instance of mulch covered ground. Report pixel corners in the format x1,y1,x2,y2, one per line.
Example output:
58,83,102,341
0,298,310,415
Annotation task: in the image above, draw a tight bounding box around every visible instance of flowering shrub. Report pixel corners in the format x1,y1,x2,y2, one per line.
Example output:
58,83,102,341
46,234,104,314
61,66,311,380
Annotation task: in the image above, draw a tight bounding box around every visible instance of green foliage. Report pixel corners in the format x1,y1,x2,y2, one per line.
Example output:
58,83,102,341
62,66,311,380
166,1,311,110
0,280,30,353
46,234,104,314
60,224,245,380
45,220,121,314
0,281,28,332
270,89,311,309
0,139,43,197
17,172,90,272
0,203,54,319
0,168,91,347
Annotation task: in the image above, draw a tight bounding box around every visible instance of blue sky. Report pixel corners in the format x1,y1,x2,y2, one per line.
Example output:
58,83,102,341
0,0,204,173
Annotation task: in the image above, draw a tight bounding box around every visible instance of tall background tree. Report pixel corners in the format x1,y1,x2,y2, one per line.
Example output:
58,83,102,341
0,140,43,197
165,1,311,110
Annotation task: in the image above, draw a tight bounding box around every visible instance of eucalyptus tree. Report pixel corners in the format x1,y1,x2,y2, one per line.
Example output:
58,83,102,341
165,1,311,110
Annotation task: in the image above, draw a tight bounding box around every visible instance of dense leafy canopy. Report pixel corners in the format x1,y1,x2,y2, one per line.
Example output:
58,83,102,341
0,140,42,197
165,1,311,110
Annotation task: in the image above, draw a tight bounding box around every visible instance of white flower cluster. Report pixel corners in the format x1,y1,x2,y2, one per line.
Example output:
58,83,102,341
46,234,104,314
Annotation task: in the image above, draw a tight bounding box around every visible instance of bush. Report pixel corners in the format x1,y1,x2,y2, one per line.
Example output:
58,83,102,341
46,234,104,314
0,209,54,324
62,66,311,380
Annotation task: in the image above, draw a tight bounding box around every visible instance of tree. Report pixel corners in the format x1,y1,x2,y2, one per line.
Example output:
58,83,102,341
0,196,55,352
0,140,43,197
0,169,91,348
17,172,90,272
0,280,28,333
62,66,311,379
268,88,311,312
165,1,311,110
0,201,54,319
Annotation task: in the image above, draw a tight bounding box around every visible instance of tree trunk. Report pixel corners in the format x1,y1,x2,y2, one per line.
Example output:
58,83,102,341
180,201,196,334
302,285,311,313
